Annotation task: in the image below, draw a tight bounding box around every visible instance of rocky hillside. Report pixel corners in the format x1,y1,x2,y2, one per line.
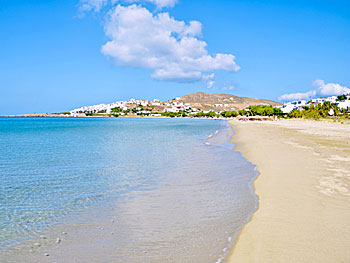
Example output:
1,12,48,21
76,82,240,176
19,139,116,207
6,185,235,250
169,92,281,111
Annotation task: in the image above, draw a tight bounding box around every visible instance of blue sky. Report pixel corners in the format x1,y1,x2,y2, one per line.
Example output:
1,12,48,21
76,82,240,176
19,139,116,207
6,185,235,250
0,0,349,115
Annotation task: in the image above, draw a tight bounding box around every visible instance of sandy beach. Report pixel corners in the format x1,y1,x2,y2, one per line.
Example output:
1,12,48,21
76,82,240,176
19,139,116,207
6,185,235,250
227,119,350,262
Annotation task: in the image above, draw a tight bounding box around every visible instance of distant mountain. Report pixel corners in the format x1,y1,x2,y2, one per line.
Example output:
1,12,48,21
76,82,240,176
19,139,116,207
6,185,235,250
168,92,281,111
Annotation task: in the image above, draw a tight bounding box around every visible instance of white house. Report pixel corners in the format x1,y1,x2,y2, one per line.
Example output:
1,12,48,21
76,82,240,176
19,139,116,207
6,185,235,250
164,107,179,113
138,100,149,107
172,101,184,107
311,98,326,104
128,98,137,104
337,100,350,110
292,100,307,107
279,104,295,114
325,96,338,103
278,100,307,113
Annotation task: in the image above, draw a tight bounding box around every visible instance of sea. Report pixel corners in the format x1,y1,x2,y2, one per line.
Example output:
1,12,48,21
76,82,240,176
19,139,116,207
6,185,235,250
0,117,257,263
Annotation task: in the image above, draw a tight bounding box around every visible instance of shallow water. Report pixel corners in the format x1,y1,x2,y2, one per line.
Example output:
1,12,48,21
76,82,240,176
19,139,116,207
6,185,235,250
0,117,257,262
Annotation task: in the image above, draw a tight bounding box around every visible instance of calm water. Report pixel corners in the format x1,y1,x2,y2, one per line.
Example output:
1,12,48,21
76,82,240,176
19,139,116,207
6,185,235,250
0,117,257,263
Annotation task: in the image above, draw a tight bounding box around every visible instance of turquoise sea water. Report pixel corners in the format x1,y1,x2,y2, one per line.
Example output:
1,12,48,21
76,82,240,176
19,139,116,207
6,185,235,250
0,117,257,263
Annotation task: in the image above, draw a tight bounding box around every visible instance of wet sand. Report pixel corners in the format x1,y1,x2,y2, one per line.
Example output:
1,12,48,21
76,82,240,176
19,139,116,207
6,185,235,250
228,119,350,262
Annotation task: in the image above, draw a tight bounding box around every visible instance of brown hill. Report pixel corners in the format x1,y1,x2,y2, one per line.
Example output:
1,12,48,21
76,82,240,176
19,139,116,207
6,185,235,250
169,92,281,111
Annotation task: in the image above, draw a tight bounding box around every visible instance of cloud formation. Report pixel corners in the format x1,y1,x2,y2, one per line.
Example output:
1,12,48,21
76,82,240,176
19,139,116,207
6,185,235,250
80,0,177,11
79,0,108,12
278,80,349,101
313,79,350,96
278,90,316,101
138,0,178,8
80,0,239,86
102,4,239,83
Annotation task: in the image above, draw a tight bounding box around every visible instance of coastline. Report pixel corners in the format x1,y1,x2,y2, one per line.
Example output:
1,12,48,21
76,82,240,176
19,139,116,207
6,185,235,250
227,119,350,262
3,114,227,120
0,118,254,263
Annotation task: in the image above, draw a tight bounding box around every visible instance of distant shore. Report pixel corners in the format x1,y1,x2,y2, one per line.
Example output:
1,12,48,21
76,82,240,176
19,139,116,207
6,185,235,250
227,119,350,262
3,114,228,120
4,113,73,117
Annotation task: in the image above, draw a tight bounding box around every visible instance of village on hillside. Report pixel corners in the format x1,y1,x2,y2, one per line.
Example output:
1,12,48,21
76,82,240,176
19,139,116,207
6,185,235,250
66,92,350,120
68,92,280,117
70,97,193,117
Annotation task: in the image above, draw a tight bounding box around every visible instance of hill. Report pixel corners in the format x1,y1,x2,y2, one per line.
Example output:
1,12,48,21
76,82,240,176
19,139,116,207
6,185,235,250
168,92,281,111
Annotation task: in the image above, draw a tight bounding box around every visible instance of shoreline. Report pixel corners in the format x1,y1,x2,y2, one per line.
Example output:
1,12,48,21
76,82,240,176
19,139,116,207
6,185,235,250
0,118,253,263
227,119,350,262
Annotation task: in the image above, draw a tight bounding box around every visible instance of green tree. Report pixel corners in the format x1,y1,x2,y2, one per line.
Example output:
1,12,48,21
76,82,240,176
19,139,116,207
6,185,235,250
273,107,283,116
238,110,246,116
111,107,122,113
264,106,274,116
337,94,347,101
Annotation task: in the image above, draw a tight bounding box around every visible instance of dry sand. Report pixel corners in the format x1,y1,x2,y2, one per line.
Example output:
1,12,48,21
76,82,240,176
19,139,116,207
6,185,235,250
227,119,350,263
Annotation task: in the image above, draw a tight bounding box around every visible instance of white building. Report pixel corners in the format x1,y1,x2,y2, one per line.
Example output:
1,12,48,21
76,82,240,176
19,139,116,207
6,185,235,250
128,98,137,104
172,101,184,107
311,98,326,104
278,100,307,113
337,100,350,110
325,96,338,103
279,104,295,114
164,107,179,113
70,99,131,115
138,100,149,107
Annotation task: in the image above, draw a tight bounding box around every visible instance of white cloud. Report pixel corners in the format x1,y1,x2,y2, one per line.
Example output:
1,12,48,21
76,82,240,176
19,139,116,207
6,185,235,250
141,0,178,8
80,0,178,12
312,79,325,87
207,81,215,89
101,4,239,84
313,79,350,96
278,80,349,102
151,68,202,82
201,73,215,88
201,73,215,81
278,90,316,101
79,0,108,12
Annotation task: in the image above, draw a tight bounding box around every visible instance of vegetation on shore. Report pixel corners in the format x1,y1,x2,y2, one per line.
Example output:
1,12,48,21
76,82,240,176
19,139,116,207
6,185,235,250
54,93,350,121
286,101,349,120
72,102,350,121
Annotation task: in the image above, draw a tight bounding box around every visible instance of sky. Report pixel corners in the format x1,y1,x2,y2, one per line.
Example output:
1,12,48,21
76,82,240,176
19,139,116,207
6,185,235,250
0,0,349,115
